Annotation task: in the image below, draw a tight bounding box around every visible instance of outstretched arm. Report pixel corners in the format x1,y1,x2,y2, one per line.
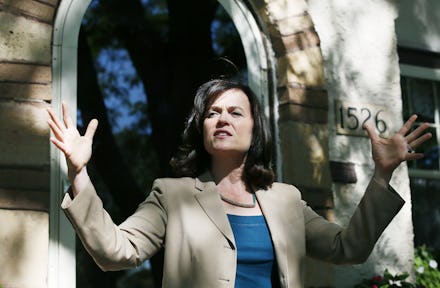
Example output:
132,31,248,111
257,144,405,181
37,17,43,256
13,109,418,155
47,102,98,197
306,114,432,264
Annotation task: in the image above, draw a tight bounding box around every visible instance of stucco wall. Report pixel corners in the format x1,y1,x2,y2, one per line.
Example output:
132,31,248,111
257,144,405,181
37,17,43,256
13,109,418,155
308,0,414,286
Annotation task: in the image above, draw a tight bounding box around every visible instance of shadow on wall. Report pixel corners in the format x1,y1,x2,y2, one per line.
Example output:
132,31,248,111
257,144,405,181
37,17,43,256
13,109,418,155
0,211,49,287
0,3,54,287
1,218,25,281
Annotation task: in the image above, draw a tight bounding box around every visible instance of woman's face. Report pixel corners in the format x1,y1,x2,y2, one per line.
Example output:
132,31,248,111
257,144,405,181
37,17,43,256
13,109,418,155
203,89,254,160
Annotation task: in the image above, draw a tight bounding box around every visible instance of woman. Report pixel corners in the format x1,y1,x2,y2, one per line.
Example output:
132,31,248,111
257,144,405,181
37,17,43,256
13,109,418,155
47,79,431,287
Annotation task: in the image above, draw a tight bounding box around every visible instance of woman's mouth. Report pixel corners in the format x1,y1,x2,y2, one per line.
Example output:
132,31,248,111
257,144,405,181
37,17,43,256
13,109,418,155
214,129,232,137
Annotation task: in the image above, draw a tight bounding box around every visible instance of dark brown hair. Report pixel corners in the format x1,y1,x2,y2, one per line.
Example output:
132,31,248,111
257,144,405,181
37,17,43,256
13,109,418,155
170,79,275,189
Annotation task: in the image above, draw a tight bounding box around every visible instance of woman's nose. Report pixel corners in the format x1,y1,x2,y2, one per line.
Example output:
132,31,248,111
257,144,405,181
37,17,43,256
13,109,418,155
217,111,230,125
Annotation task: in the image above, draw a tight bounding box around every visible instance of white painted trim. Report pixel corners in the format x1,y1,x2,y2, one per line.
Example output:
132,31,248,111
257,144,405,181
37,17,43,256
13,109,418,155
217,0,268,104
218,0,281,179
49,0,93,287
400,64,440,81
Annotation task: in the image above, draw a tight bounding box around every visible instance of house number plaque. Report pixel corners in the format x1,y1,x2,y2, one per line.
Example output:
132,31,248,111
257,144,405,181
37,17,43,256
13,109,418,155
336,100,390,137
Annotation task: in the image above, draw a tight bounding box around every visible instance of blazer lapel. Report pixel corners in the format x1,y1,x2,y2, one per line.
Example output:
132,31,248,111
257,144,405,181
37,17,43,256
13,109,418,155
194,173,236,248
256,189,288,280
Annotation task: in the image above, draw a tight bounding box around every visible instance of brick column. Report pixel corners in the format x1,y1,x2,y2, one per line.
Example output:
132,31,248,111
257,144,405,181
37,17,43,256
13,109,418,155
250,0,334,286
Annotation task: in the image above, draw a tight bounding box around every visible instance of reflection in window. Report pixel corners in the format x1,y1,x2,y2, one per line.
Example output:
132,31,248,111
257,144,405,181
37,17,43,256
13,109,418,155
415,127,438,170
401,75,440,170
409,78,434,122
410,177,440,249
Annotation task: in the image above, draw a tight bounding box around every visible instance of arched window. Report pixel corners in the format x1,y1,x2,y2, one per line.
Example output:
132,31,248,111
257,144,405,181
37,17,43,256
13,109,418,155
49,0,276,286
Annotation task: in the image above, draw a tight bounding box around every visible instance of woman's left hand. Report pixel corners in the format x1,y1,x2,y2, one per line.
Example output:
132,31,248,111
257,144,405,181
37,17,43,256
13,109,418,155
364,114,432,185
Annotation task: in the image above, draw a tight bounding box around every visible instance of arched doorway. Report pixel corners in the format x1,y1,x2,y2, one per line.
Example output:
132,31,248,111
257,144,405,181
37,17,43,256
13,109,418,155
49,0,276,286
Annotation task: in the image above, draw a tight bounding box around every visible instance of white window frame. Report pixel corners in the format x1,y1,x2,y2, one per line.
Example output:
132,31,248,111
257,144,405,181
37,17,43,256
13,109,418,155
401,64,440,179
48,0,278,286
49,0,93,287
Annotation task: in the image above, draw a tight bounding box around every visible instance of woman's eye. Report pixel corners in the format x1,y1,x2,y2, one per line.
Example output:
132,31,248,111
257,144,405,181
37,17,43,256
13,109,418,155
232,111,242,116
207,111,218,118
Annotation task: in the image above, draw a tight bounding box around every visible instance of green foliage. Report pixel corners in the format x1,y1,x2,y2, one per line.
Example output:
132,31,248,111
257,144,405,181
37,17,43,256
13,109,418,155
414,245,440,288
115,127,159,193
83,0,169,56
354,245,440,288
354,269,416,288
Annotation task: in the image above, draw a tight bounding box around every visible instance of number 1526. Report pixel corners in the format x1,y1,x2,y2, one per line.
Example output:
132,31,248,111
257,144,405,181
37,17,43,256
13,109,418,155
336,100,389,137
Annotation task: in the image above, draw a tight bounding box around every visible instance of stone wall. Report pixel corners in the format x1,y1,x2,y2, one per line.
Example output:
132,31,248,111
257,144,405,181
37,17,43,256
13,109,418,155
0,0,59,287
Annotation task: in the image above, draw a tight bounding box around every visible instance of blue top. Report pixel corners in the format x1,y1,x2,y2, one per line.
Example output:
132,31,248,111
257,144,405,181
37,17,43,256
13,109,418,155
227,214,275,288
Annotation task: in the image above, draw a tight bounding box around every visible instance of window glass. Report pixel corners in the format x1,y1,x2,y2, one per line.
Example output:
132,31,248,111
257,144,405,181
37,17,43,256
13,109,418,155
410,126,438,169
410,177,440,248
401,70,440,253
408,77,435,123
402,75,440,170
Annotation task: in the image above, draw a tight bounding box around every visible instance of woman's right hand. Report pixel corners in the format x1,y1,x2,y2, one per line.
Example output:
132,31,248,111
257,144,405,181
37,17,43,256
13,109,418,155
47,102,98,181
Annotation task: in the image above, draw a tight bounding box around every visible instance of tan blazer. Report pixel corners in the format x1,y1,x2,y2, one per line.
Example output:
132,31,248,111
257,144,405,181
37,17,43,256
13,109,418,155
62,172,404,288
